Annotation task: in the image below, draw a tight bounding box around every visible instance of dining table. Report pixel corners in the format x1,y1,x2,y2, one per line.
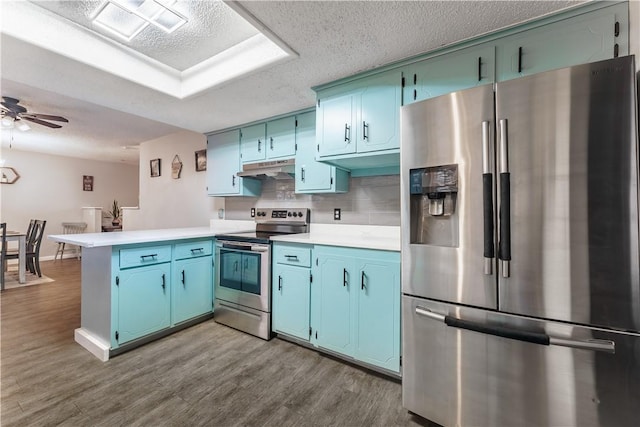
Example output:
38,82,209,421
6,231,26,284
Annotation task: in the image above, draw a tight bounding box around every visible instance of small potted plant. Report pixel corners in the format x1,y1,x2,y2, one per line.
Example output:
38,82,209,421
106,199,121,226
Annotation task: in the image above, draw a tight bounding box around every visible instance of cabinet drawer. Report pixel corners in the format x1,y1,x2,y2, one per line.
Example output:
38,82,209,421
174,240,213,260
119,245,172,268
273,243,311,267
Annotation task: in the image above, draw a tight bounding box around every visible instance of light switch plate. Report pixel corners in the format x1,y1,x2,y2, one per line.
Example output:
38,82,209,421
334,208,341,220
251,208,256,217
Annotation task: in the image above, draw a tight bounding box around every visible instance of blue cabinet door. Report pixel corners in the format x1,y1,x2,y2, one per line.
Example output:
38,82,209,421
317,92,356,157
357,70,401,153
207,130,261,196
354,257,400,372
272,264,311,341
117,263,171,344
240,123,267,163
266,116,296,159
314,250,354,356
295,111,349,193
403,43,495,105
495,5,624,81
173,256,213,325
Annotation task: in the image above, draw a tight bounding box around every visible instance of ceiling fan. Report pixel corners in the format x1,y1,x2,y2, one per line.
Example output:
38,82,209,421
1,96,69,130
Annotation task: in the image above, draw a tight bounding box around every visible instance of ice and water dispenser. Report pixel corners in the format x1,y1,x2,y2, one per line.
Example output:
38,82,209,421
409,164,459,247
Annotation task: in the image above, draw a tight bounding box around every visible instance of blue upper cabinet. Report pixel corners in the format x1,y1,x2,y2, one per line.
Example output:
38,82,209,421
240,123,266,163
315,69,402,172
495,3,627,81
402,43,495,105
295,110,349,194
207,130,261,197
266,116,297,160
241,117,296,164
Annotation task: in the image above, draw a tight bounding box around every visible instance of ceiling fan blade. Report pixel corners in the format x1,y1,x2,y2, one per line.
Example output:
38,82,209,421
1,101,27,114
24,113,69,123
22,116,62,129
2,96,20,105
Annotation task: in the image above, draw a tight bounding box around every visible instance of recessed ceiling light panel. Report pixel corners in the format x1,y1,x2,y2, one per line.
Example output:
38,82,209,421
91,0,187,41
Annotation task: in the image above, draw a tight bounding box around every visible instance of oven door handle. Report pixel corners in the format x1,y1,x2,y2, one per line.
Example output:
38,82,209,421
220,242,268,252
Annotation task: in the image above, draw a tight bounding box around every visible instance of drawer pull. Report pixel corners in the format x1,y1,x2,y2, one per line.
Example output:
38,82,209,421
140,254,158,261
284,255,299,261
190,248,204,254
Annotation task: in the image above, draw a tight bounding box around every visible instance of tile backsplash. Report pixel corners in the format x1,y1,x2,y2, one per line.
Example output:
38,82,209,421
224,175,400,226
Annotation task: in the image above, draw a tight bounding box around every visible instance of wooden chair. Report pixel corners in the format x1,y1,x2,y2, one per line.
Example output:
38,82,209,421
3,221,31,276
26,220,47,277
54,222,87,261
0,222,6,291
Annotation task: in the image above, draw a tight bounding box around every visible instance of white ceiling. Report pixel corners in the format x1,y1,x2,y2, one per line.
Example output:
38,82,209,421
1,0,584,165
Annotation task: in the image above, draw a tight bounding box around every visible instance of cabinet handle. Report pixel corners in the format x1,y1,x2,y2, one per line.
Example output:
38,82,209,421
232,175,236,187
478,56,482,81
190,248,204,254
362,121,368,140
258,139,262,152
234,260,238,272
301,167,305,182
244,259,248,269
278,275,282,291
270,137,274,150
413,89,417,101
518,46,523,73
181,270,185,285
361,271,366,290
343,268,348,287
161,273,166,290
344,124,350,142
140,254,158,261
284,255,299,261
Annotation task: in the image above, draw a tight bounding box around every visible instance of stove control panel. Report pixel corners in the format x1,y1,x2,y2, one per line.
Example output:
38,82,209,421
255,208,310,223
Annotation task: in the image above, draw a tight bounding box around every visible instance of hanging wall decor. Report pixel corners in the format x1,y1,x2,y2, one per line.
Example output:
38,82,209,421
83,175,94,191
171,155,183,179
195,149,206,172
150,158,161,177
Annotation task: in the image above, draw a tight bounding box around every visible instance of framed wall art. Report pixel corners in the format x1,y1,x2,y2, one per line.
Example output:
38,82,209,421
83,175,94,191
195,149,206,172
150,158,161,177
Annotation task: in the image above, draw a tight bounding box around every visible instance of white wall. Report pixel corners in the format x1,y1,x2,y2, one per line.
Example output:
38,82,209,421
133,129,223,230
0,149,138,258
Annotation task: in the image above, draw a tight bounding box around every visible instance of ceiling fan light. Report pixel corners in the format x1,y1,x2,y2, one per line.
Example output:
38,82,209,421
16,120,31,132
1,117,14,128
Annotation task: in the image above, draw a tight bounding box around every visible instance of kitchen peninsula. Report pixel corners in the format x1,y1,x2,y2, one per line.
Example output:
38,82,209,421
49,222,252,361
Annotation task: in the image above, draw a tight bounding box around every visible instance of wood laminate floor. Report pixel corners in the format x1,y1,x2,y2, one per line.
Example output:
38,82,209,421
1,259,432,426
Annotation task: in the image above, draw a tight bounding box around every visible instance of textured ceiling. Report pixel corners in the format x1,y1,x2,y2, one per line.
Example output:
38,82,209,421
1,0,585,164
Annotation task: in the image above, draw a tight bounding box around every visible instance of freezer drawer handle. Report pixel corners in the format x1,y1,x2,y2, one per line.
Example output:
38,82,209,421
415,306,615,353
482,120,494,275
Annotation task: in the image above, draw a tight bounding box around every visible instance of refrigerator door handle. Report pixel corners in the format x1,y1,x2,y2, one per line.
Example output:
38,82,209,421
482,121,494,275
415,306,615,353
498,119,511,278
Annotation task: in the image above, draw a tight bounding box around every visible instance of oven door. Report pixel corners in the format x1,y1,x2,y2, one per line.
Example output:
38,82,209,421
215,240,270,312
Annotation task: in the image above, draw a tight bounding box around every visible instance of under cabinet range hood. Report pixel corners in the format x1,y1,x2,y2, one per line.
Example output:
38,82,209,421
236,158,295,180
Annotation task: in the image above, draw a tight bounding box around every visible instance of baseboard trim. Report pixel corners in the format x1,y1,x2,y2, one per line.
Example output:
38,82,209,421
75,328,110,362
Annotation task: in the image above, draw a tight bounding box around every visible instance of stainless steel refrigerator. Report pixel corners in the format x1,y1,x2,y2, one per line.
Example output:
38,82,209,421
400,55,640,426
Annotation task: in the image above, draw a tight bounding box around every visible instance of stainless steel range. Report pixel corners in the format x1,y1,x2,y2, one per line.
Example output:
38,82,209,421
214,208,310,340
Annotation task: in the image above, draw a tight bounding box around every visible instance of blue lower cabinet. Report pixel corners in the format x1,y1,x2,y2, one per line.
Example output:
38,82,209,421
272,264,311,341
116,262,171,345
313,245,400,373
172,256,213,325
354,257,401,372
313,252,355,356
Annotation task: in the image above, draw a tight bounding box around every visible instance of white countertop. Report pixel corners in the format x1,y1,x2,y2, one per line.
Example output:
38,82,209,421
48,220,254,248
49,220,400,251
270,224,400,251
